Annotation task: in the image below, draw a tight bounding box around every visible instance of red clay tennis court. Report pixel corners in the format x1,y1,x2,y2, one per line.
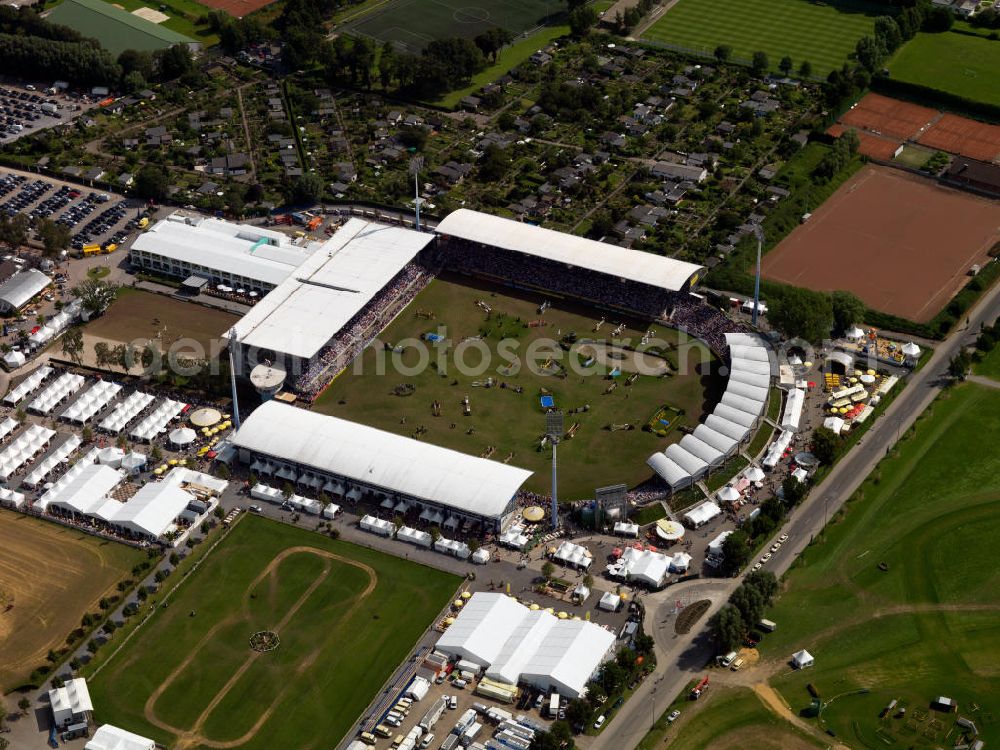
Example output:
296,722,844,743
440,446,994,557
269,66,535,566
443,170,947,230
194,0,275,17
839,93,937,141
762,166,1000,322
917,113,1000,164
826,124,902,161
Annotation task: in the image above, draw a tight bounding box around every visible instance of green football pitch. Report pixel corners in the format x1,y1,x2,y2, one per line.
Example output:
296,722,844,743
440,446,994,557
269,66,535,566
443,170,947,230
641,0,882,77
343,0,563,53
755,382,1000,747
314,274,724,499
88,516,460,750
888,24,1000,107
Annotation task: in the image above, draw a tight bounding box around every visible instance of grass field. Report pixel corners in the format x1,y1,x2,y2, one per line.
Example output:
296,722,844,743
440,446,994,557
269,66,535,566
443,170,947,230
46,0,195,56
82,289,239,359
974,347,1000,380
754,383,1000,747
641,0,882,76
89,515,459,750
314,274,722,498
344,0,561,53
0,511,143,691
889,24,1000,107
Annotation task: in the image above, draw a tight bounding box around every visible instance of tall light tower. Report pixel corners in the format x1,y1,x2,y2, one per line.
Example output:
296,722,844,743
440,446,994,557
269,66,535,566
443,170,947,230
228,327,241,429
410,156,424,231
752,224,764,328
545,410,564,531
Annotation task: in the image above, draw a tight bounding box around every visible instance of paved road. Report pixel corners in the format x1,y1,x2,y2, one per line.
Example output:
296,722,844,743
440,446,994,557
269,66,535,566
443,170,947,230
588,285,1000,750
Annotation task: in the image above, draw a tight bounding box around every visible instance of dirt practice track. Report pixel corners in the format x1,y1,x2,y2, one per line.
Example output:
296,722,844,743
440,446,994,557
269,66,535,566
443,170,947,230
192,0,276,18
762,165,1000,322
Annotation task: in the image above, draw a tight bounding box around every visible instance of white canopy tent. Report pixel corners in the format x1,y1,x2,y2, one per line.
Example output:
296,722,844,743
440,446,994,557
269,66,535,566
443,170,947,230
792,649,814,669
716,485,740,504
553,540,592,570
359,514,395,537
29,372,86,415
606,547,669,587
0,423,56,480
762,430,794,469
683,500,721,528
780,388,805,432
60,381,121,424
130,399,186,442
823,416,846,435
613,521,639,537
169,427,197,447
435,592,616,698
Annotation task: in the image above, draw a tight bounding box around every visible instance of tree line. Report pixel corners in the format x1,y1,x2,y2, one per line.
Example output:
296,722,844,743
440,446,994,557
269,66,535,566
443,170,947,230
709,571,779,653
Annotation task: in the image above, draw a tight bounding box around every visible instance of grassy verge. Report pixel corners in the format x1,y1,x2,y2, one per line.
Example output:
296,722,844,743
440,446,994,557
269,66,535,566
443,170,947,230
433,26,569,109
631,502,667,526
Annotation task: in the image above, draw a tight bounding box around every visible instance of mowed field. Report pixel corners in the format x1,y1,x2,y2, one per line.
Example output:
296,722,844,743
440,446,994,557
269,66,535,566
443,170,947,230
0,510,143,690
641,0,881,76
755,383,1000,747
89,515,459,750
82,290,239,359
762,165,1000,322
889,23,1000,108
344,0,559,53
314,274,722,498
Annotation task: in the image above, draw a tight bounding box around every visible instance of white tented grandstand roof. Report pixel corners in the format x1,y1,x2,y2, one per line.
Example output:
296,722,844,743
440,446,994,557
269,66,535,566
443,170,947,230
230,219,433,360
85,724,156,750
233,401,531,520
132,214,313,287
435,592,615,697
436,209,703,292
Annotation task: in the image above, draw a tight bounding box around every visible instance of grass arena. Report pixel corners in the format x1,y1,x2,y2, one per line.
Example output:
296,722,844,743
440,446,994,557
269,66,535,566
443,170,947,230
87,516,460,750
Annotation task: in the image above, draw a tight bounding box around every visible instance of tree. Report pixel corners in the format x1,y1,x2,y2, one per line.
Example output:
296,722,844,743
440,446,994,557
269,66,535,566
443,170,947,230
769,287,834,344
568,5,599,37
133,164,169,202
782,476,807,506
541,560,555,580
61,326,84,365
720,529,750,575
93,341,112,371
730,585,765,630
798,60,812,78
155,44,194,80
478,143,508,182
287,172,323,205
714,44,733,63
743,570,778,605
35,218,71,257
72,278,118,318
751,50,769,76
709,604,745,652
779,56,793,75
282,481,295,499
565,697,592,728
634,633,655,655
474,27,513,63
598,660,626,694
17,697,30,715
949,350,971,380
0,213,29,250
830,290,865,336
811,425,841,466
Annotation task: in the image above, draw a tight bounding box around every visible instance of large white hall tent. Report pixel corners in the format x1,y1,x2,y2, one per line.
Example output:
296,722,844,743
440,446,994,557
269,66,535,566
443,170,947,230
232,401,531,530
435,592,615,698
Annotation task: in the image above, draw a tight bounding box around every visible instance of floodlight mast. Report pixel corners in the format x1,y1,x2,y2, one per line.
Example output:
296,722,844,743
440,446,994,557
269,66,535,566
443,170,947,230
545,411,564,531
411,157,423,231
228,327,241,429
752,224,764,328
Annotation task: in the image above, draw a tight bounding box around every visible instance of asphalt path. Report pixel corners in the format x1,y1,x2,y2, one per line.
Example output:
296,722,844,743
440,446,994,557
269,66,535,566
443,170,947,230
588,283,1000,750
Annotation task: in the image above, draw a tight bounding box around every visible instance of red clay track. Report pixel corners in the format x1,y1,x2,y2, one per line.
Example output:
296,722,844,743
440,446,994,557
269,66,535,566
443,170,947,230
195,0,275,17
839,93,937,141
762,166,1000,322
917,113,1000,163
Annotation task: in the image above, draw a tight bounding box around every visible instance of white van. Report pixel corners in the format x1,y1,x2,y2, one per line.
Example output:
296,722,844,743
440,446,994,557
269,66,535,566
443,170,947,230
419,734,434,748
719,651,737,668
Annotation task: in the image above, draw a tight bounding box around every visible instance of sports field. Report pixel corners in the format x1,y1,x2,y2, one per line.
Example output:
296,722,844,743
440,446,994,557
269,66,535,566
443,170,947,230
755,383,1000,747
0,510,143,691
314,274,722,499
89,515,459,749
640,0,881,77
46,0,195,56
344,0,560,53
82,290,239,362
889,24,1000,108
762,165,1000,322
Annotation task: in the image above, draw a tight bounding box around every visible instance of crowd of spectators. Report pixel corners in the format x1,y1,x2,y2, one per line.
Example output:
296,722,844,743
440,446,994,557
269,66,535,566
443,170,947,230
293,263,431,398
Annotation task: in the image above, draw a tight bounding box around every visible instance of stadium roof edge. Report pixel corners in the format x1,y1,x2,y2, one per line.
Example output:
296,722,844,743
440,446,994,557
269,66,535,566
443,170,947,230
435,209,703,292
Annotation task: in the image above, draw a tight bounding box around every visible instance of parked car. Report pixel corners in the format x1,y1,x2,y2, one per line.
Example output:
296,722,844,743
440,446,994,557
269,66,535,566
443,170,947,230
593,715,606,730
667,710,681,723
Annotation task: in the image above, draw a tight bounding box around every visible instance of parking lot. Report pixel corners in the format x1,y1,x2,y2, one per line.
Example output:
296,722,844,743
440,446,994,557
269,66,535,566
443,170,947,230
0,170,139,252
0,81,96,142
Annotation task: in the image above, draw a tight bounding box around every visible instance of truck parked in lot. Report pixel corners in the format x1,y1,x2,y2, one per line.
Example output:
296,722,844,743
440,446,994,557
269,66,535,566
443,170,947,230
548,693,560,719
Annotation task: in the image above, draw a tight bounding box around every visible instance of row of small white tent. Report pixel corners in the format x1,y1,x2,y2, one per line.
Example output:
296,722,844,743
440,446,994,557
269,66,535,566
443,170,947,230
29,372,85,415
22,434,82,488
61,381,122,424
99,391,155,434
250,482,337,517
3,366,53,405
130,399,186,442
357,514,489,563
0,424,56,480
